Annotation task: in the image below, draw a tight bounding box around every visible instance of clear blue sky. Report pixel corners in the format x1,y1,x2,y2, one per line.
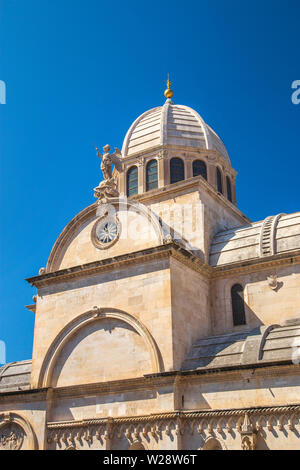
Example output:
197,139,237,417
0,0,299,364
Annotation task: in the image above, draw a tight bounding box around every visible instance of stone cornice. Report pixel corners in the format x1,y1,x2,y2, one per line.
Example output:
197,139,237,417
51,375,176,400
1,362,297,405
26,244,173,287
211,249,300,279
50,361,298,400
122,144,223,163
25,304,36,314
26,243,213,288
27,361,299,401
0,387,48,403
129,174,249,223
26,242,300,288
147,361,297,383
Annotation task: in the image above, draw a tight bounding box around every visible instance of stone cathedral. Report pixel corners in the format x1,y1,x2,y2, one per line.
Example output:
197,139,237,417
1,82,300,451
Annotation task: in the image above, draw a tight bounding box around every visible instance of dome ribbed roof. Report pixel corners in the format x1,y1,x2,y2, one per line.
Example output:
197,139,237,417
122,102,230,164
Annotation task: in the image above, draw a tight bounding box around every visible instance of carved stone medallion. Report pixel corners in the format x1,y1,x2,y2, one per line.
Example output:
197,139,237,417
0,423,25,450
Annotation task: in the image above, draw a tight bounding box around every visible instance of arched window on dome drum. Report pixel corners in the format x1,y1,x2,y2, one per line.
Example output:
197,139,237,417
216,167,223,194
231,284,246,326
127,166,138,197
226,176,232,202
146,159,158,191
170,158,185,184
193,160,207,180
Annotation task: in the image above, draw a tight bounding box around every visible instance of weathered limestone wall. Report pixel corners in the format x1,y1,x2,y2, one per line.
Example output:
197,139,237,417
183,368,300,411
200,189,247,264
50,384,175,423
31,258,173,388
51,318,153,387
46,366,300,450
148,185,246,263
211,263,300,335
2,367,300,450
149,190,205,257
170,258,211,370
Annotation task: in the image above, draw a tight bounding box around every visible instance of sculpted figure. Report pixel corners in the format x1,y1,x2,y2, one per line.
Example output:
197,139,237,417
96,144,122,181
94,144,123,202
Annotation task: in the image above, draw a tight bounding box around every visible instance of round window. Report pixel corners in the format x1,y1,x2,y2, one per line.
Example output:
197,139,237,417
96,220,118,244
91,216,120,249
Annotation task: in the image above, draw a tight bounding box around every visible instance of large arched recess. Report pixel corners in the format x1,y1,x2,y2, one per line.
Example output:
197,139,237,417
45,198,165,273
38,308,164,388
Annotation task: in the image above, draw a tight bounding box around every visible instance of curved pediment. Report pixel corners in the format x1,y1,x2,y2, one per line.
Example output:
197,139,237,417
46,198,164,272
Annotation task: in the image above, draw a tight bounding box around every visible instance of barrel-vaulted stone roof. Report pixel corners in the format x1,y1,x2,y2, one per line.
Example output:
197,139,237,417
210,212,300,267
1,320,299,391
0,360,31,393
182,319,300,371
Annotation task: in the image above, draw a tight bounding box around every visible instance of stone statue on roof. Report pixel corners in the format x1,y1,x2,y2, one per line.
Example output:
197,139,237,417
96,144,122,181
94,144,123,202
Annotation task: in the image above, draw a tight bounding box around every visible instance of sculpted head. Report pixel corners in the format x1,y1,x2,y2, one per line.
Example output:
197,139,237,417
103,144,111,153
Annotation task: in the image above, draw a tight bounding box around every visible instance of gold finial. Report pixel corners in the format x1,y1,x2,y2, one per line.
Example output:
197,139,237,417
164,74,174,100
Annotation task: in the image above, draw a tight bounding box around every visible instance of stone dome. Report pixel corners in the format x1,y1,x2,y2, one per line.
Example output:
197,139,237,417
121,101,230,164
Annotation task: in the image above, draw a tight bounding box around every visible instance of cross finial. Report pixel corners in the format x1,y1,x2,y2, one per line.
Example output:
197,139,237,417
164,74,174,101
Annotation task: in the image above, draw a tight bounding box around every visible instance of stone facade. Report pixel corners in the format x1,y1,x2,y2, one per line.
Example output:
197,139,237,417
1,96,300,450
